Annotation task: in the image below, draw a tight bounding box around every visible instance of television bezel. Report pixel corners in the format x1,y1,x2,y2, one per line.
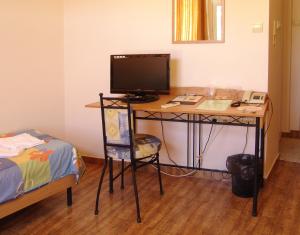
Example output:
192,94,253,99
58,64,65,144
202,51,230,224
110,53,170,95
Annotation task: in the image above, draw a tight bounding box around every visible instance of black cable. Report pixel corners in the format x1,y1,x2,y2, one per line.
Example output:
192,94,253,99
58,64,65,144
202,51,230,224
242,124,249,154
265,98,273,135
160,115,187,174
201,123,214,154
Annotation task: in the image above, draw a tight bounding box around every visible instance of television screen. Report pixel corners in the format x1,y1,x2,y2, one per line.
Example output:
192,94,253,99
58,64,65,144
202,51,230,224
110,54,170,96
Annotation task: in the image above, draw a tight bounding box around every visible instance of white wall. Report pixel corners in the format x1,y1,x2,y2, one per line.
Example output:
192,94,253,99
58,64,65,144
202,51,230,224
0,1,65,137
64,0,270,170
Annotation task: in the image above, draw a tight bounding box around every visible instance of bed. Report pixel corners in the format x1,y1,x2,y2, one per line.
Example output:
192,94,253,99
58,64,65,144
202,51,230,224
0,129,85,219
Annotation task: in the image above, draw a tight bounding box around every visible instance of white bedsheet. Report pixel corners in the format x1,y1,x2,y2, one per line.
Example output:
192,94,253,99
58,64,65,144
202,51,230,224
0,133,45,158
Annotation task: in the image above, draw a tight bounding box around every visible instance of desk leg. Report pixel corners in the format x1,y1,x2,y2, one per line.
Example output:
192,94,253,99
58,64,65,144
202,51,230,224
193,115,196,168
252,117,260,217
187,114,190,167
260,125,265,188
198,115,202,169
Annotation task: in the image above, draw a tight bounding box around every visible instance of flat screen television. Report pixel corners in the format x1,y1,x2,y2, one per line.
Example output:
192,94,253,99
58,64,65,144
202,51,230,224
110,54,170,103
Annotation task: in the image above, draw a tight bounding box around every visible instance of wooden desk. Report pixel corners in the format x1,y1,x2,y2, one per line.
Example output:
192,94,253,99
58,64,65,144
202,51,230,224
86,87,269,217
86,87,268,119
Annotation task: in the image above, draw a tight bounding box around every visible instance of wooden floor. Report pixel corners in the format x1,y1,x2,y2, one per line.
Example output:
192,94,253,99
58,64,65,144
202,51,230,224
1,161,300,235
280,137,300,163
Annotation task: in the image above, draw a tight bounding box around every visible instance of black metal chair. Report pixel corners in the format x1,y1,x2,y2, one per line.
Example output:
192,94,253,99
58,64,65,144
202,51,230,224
95,93,164,223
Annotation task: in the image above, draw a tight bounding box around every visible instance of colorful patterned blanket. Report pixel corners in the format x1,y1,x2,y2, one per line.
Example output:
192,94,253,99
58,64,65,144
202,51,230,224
0,130,85,204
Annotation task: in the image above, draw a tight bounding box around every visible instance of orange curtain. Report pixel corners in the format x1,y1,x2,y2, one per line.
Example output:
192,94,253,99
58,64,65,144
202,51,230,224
174,0,208,41
198,0,207,40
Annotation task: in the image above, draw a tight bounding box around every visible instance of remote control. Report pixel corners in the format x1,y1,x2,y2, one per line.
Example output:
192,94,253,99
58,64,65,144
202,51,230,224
161,102,180,109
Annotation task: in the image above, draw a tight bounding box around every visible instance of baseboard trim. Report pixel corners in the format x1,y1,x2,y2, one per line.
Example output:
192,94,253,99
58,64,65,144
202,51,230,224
82,156,103,165
82,155,279,179
282,131,300,139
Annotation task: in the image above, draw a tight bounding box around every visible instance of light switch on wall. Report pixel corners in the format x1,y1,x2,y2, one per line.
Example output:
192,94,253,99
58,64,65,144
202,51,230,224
272,20,282,48
252,23,263,33
276,20,282,30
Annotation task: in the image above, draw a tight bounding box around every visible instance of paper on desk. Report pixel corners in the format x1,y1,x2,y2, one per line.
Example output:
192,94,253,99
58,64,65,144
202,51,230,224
196,100,232,111
172,95,203,104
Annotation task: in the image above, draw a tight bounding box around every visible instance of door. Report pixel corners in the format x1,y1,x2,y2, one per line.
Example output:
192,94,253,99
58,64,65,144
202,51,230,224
291,0,300,130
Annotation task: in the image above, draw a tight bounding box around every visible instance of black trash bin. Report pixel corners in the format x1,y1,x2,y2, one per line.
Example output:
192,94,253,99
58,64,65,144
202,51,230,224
226,154,261,198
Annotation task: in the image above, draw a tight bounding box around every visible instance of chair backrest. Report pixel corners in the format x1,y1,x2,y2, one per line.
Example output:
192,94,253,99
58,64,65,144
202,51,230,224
99,93,135,158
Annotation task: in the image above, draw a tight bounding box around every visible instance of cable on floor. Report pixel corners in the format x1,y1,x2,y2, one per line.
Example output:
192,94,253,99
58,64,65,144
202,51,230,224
156,117,218,178
157,113,200,177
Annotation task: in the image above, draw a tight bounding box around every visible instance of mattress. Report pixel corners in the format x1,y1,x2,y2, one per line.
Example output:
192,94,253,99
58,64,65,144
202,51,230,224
0,129,85,204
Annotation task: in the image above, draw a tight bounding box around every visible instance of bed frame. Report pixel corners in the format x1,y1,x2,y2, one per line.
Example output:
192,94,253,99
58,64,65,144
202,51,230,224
0,175,76,219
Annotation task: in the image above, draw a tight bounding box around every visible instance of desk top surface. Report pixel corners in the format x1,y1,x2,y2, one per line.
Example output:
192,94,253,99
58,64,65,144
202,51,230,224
86,87,269,118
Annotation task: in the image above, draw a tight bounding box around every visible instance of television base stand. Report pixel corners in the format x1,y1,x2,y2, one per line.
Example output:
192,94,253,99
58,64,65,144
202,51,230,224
122,94,159,104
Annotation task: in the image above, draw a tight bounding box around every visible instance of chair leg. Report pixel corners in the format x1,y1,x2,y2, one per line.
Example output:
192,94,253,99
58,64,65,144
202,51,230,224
130,164,142,223
121,159,125,190
156,154,164,195
95,158,108,215
109,157,114,193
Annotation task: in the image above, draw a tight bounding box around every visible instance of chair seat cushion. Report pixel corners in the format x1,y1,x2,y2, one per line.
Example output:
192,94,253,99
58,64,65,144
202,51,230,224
106,134,161,160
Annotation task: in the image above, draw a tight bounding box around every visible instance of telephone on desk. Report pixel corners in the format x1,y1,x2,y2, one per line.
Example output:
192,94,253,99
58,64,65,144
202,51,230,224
231,91,267,108
241,91,267,104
